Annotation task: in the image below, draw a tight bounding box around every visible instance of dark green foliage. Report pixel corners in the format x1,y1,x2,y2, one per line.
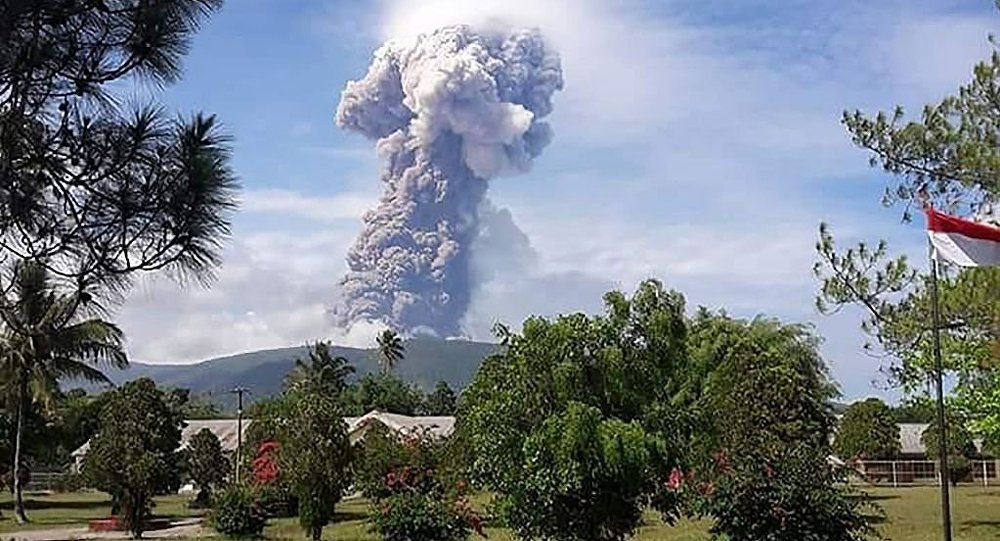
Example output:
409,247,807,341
377,330,406,373
461,280,691,541
834,398,901,460
370,491,475,541
423,381,457,416
184,428,230,508
921,416,978,486
691,445,877,541
686,312,876,541
279,392,353,541
503,402,651,541
693,312,838,453
892,398,936,423
0,261,128,522
354,424,413,500
285,342,355,396
365,429,479,541
166,388,222,420
82,379,184,538
210,485,268,539
254,483,298,519
0,0,238,292
343,373,424,416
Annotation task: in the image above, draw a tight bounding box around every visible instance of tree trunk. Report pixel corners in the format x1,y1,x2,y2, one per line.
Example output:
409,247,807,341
311,524,322,541
13,372,29,524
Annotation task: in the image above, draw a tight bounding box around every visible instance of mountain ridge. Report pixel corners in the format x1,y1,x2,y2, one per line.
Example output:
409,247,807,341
96,338,501,411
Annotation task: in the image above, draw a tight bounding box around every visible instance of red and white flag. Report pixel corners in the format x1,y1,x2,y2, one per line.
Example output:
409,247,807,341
926,207,1000,267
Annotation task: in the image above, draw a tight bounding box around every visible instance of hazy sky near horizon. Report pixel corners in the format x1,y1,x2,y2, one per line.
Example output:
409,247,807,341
115,0,998,401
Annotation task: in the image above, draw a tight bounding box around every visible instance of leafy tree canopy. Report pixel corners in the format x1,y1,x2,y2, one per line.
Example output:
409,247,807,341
82,378,184,538
184,428,229,507
343,373,424,416
0,0,238,296
461,280,691,541
833,398,901,460
279,391,352,541
422,381,457,416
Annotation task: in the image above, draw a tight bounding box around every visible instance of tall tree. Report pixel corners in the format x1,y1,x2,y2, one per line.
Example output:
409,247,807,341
814,9,1000,448
0,261,126,523
376,330,405,373
280,392,353,541
460,280,691,541
689,312,874,541
834,398,901,461
342,373,423,416
82,379,184,539
423,381,457,416
184,428,229,508
0,0,239,298
285,342,355,397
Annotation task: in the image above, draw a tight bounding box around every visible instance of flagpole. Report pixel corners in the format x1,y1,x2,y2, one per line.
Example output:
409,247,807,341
928,241,953,541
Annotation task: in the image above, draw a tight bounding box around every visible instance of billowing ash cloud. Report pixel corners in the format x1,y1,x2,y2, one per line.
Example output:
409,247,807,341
331,24,563,336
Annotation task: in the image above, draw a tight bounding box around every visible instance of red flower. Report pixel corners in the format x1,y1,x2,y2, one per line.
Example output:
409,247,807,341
666,468,683,491
470,514,486,537
386,472,397,488
251,440,281,486
713,450,731,472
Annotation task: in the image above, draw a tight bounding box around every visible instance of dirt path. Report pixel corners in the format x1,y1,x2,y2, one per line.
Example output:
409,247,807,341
0,518,204,541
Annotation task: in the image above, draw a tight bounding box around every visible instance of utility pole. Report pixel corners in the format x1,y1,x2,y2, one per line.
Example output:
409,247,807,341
230,387,249,485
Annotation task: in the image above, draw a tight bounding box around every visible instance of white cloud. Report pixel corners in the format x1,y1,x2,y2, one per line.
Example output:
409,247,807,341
241,189,376,223
884,15,994,99
116,228,355,363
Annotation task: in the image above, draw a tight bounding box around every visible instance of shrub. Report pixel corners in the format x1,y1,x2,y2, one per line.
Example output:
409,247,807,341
254,483,298,518
210,486,268,538
51,472,85,493
370,491,478,541
355,424,435,500
249,440,297,518
680,445,877,541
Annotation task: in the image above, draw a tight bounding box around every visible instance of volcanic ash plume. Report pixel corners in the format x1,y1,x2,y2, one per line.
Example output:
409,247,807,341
331,25,563,336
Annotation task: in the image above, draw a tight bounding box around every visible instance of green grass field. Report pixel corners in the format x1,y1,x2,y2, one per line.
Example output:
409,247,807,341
0,486,997,540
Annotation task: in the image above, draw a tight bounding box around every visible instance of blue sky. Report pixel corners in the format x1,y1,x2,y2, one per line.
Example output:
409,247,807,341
117,0,999,401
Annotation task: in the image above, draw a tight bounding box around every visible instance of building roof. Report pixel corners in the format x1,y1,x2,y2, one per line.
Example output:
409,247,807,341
899,423,929,455
71,411,456,460
347,411,456,441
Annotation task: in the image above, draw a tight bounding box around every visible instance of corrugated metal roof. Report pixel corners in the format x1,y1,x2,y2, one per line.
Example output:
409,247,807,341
72,411,457,459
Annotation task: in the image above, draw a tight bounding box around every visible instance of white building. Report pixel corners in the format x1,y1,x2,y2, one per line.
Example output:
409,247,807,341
70,410,456,472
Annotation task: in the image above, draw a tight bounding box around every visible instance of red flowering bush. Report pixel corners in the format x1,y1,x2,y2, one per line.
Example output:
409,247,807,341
364,429,484,541
249,440,298,518
251,441,280,486
672,446,878,541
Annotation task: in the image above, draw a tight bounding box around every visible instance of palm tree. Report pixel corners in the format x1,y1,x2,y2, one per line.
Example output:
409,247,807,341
285,342,355,396
375,330,405,373
0,261,127,523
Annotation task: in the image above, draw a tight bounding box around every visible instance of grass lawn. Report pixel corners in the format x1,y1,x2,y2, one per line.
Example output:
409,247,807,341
0,486,996,539
0,491,200,533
